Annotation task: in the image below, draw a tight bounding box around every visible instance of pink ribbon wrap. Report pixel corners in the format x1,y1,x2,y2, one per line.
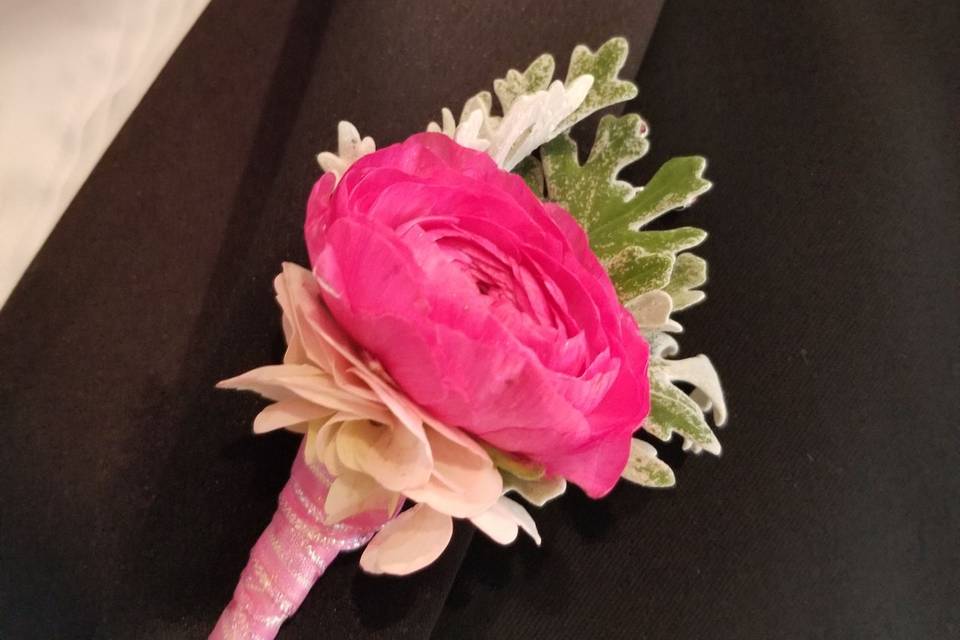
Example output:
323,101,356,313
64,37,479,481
210,442,394,639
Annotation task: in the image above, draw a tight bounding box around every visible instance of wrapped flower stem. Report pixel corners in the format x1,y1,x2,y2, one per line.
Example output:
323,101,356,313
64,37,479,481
211,442,394,640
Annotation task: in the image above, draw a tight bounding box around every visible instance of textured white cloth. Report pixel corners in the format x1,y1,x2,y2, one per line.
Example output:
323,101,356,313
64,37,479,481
0,0,210,308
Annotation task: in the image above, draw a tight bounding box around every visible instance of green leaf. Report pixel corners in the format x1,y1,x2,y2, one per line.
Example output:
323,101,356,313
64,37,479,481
483,444,545,481
589,156,712,245
645,371,721,455
513,156,545,196
627,290,676,331
594,226,707,259
542,116,711,244
657,354,728,427
663,253,707,310
621,439,675,488
541,114,650,231
501,471,567,507
459,90,495,125
604,248,674,301
494,53,556,112
541,114,712,308
531,44,713,330
562,37,638,127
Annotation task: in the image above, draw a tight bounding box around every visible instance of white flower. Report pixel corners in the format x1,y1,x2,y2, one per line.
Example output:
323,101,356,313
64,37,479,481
219,263,541,575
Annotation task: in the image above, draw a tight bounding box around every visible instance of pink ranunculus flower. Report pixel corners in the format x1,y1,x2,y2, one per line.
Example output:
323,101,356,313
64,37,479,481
305,132,650,498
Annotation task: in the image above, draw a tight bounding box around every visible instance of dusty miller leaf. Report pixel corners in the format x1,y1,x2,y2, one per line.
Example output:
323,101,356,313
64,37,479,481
621,439,675,488
645,369,721,456
663,253,707,311
541,114,649,231
541,114,712,309
513,156,545,196
590,156,712,246
602,226,707,261
605,248,674,301
628,290,676,331
657,354,727,427
646,331,680,359
483,444,545,481
542,115,712,241
502,471,567,507
562,37,638,127
494,53,556,112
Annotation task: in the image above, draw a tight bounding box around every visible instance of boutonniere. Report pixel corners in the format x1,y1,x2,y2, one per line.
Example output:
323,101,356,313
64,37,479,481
212,37,725,639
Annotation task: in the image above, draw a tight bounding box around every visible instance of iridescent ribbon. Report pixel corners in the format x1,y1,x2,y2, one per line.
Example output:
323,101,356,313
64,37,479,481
210,441,391,640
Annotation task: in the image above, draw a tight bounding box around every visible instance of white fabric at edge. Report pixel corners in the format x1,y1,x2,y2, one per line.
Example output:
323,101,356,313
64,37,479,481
0,0,211,308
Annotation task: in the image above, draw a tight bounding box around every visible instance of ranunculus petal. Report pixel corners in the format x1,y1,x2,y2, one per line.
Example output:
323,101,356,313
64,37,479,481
359,504,453,575
545,428,634,498
304,132,652,499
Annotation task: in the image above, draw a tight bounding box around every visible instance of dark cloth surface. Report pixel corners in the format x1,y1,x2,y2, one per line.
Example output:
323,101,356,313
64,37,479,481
1,1,957,639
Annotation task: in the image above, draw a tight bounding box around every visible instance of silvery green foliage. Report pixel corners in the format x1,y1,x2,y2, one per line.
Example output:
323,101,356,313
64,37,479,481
622,439,675,488
427,37,725,487
514,156,545,196
487,76,594,170
522,39,724,483
316,121,375,181
428,39,656,173
430,75,594,171
640,333,726,457
561,37,639,127
494,53,555,112
540,115,712,306
502,471,568,507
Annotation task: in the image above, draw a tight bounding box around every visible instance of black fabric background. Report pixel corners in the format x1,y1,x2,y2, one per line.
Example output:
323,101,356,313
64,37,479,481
1,1,957,638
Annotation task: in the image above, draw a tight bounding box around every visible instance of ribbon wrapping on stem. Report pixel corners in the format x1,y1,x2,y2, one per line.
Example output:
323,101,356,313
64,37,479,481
211,441,394,640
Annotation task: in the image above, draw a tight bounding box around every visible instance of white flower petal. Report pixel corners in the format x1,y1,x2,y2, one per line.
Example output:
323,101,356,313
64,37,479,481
216,363,322,401
252,400,333,434
403,428,501,518
335,419,432,492
359,504,453,575
350,366,429,446
323,470,396,524
471,496,541,546
497,496,541,545
470,503,518,544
